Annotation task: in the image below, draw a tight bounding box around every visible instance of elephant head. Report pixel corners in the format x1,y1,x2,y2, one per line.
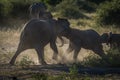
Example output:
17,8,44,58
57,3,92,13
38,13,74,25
39,11,53,20
29,2,47,18
57,18,71,34
101,32,120,49
100,32,112,45
55,18,71,47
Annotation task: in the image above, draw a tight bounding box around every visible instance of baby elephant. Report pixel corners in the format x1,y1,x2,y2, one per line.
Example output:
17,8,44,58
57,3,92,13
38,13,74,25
101,32,120,50
63,28,108,61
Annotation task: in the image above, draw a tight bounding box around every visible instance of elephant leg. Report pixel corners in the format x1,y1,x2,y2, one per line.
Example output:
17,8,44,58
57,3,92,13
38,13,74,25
50,40,58,61
35,46,46,65
10,43,26,65
67,42,74,53
92,45,110,63
73,46,81,62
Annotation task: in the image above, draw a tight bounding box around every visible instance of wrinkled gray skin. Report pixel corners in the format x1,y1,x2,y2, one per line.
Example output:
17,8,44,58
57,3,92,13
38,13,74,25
9,18,70,65
63,28,108,61
101,32,120,50
29,2,47,19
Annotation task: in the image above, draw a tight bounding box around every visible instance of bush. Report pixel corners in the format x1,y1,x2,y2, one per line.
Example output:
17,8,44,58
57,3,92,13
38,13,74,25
86,0,111,5
55,0,88,19
42,0,62,6
60,6,83,19
32,73,48,80
106,48,120,67
0,0,13,19
76,0,96,12
69,64,79,75
10,1,31,18
0,0,44,19
82,48,120,68
96,0,120,27
17,56,35,68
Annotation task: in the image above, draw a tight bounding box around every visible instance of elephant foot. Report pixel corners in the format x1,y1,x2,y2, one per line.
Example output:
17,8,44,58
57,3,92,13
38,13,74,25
9,61,14,66
52,54,58,61
41,61,47,65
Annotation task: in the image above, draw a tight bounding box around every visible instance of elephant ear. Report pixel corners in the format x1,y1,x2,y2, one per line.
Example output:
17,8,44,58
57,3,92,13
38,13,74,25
58,18,69,24
57,18,70,29
57,18,71,47
29,2,47,15
39,11,53,19
58,18,68,21
32,2,47,11
37,2,47,10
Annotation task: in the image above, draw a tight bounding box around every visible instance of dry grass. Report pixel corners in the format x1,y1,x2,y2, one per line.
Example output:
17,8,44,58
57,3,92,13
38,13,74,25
0,23,90,65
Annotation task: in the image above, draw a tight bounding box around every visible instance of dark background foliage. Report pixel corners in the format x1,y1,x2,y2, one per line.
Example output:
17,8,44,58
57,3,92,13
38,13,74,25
0,0,120,27
96,0,120,27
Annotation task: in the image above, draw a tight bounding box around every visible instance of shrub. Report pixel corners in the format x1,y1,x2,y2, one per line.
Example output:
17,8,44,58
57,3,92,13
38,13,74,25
106,48,120,67
42,0,62,6
96,0,120,27
82,54,103,67
17,56,35,68
82,48,120,68
55,0,97,19
69,64,79,75
32,73,48,80
76,0,96,12
60,6,83,19
10,1,30,18
55,0,88,19
0,0,44,19
86,0,111,5
0,0,13,19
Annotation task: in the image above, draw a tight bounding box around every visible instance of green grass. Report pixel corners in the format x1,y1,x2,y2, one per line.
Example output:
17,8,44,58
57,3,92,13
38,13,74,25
30,73,120,80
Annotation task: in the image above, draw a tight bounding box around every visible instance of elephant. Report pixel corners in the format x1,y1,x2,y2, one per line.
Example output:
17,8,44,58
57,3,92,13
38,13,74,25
29,2,47,18
29,2,53,20
9,18,70,65
62,28,108,62
101,32,120,50
39,11,53,20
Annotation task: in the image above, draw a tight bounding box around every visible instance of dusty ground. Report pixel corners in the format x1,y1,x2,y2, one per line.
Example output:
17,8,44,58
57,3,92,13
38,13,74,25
0,28,91,65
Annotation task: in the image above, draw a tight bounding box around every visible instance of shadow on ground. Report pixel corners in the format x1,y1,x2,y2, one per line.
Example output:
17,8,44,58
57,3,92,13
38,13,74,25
0,64,120,80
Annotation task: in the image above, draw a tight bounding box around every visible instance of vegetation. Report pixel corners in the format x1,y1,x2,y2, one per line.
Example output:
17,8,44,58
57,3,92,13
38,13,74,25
82,48,120,68
31,65,120,80
55,0,96,19
0,0,61,20
96,0,120,27
16,56,35,68
0,0,120,26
